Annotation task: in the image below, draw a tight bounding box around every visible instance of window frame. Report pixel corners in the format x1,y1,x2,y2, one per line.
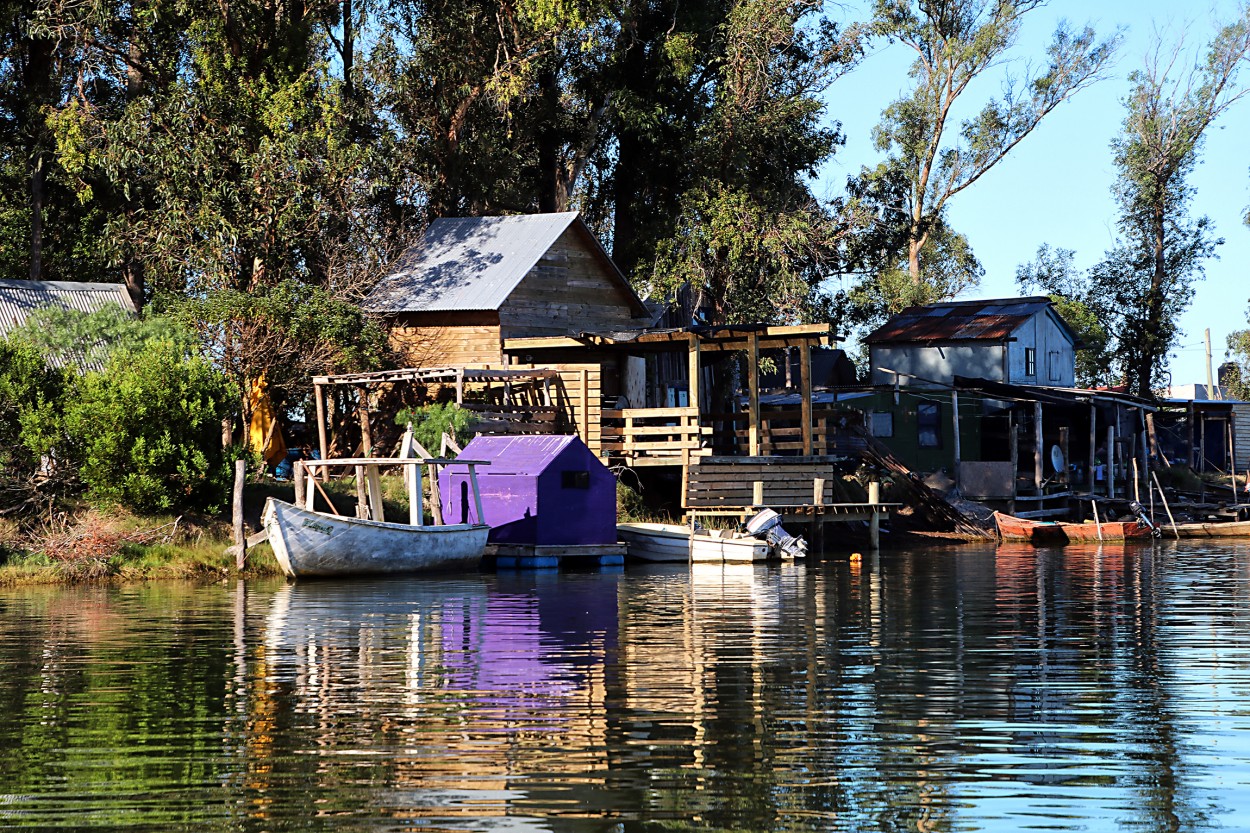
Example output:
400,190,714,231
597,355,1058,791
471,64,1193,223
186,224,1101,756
917,402,942,448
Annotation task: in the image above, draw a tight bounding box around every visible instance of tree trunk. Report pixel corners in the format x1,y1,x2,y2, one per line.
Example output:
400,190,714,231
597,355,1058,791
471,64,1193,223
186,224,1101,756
28,153,43,281
1132,203,1168,399
342,0,354,99
536,62,560,213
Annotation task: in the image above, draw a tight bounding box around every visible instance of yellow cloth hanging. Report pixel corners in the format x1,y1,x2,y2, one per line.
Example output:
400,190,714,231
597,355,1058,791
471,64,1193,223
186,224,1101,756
248,377,287,466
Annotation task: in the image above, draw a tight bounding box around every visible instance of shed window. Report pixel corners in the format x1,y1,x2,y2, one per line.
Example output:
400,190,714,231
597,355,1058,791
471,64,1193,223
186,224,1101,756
918,402,942,448
562,470,590,489
1025,347,1037,377
870,411,894,438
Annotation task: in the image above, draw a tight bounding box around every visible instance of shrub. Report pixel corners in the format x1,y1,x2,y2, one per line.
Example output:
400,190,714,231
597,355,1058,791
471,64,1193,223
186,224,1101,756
395,402,478,454
0,338,71,492
63,338,235,513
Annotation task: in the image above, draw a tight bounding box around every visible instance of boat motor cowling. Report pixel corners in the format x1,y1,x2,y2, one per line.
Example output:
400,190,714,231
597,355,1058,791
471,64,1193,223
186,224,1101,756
745,509,808,559
1129,500,1162,538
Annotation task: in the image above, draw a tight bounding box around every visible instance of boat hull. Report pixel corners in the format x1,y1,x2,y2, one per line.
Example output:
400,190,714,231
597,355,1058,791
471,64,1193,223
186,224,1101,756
1171,520,1250,538
617,522,771,563
993,511,1152,544
263,498,489,578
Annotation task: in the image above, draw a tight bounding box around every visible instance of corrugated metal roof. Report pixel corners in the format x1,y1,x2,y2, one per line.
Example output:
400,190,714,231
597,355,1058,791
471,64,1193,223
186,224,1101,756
0,279,137,338
863,297,1060,344
364,212,646,315
0,279,138,371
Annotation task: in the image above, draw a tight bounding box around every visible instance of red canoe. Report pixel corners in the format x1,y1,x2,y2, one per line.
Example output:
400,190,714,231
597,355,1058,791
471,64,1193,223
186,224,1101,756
993,511,1153,544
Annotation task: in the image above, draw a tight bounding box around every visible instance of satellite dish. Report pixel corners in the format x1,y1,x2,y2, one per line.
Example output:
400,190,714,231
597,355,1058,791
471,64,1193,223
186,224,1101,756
1050,444,1066,474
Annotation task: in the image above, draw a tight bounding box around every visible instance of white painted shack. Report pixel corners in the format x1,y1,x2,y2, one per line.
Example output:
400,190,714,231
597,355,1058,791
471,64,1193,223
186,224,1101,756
865,297,1079,389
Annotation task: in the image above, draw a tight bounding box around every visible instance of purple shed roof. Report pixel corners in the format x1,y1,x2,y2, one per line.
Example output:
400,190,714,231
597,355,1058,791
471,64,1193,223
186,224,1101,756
455,434,588,476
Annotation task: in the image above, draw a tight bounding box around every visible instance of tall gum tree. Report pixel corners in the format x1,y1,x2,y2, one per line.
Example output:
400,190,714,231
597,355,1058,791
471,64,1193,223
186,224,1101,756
1109,10,1250,398
862,0,1118,296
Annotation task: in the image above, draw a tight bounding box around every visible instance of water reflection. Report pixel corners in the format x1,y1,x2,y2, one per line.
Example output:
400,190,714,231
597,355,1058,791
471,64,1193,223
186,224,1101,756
3,543,1250,830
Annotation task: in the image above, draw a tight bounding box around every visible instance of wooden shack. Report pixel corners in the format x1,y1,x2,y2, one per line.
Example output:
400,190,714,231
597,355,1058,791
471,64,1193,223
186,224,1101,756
362,212,655,366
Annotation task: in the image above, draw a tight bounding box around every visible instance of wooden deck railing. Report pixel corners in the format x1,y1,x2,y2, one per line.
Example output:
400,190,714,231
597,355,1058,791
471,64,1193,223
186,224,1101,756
600,407,711,466
723,408,867,456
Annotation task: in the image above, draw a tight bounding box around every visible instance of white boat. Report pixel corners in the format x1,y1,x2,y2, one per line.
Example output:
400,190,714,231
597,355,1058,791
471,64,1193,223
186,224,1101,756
617,522,771,563
262,455,491,579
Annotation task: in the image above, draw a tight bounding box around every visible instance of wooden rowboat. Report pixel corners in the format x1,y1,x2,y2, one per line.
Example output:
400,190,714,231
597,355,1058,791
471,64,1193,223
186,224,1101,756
1169,520,1250,538
262,456,491,578
993,511,1153,544
617,522,771,563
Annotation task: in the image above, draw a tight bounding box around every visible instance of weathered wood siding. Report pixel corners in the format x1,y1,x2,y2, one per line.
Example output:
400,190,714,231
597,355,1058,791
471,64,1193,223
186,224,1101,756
1234,403,1250,473
499,226,642,338
387,311,504,366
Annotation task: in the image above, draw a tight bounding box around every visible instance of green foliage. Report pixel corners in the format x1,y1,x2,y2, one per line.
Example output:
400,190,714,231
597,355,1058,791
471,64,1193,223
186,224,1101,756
1227,327,1250,401
1016,245,1114,388
63,339,234,513
855,0,1117,301
0,337,70,487
395,403,478,454
162,280,390,419
8,306,189,371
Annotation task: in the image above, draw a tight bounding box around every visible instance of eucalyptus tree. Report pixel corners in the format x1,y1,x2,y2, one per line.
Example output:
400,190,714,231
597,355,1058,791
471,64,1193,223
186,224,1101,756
1099,11,1250,398
853,0,1118,306
647,0,860,325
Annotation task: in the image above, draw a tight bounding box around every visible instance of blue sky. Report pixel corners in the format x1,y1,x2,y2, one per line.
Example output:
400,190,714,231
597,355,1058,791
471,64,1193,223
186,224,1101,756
818,0,1250,387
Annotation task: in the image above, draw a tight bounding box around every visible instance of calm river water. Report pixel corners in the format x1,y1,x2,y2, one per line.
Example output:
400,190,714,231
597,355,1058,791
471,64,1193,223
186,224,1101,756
3,542,1250,831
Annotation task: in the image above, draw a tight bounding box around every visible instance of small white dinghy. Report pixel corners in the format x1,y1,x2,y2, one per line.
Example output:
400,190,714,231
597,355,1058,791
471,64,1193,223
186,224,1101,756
263,456,491,578
618,509,808,564
617,522,771,563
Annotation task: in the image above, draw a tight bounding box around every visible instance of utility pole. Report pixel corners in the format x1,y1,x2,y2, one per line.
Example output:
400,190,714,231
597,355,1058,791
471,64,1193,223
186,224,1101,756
1206,328,1219,400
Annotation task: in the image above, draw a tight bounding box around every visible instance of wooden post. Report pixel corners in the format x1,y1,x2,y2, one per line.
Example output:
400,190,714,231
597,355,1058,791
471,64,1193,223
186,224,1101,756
413,460,424,526
1152,470,1180,539
1146,411,1160,463
688,333,701,415
294,460,306,509
358,387,373,457
1132,457,1141,503
1058,426,1070,485
366,464,384,522
408,461,422,526
1009,411,1019,514
748,332,760,456
1089,404,1098,496
468,463,485,525
868,480,881,551
1199,410,1207,474
355,465,368,519
1139,413,1149,502
314,382,329,481
305,463,317,510
1091,498,1104,542
951,389,961,488
579,367,590,443
811,476,825,549
1229,419,1239,499
1107,422,1117,500
232,459,246,570
752,480,764,507
455,368,465,405
800,344,813,455
1188,400,1196,468
1033,401,1044,493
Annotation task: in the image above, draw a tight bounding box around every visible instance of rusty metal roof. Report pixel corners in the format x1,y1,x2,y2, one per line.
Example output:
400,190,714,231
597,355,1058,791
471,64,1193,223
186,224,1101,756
0,279,136,339
863,297,1068,344
362,212,648,316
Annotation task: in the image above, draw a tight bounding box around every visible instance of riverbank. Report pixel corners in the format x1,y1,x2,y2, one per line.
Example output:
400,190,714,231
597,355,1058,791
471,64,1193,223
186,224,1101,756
0,490,290,587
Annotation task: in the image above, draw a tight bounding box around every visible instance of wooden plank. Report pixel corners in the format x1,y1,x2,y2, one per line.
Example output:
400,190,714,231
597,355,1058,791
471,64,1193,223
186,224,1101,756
799,345,812,455
748,332,760,456
314,382,328,480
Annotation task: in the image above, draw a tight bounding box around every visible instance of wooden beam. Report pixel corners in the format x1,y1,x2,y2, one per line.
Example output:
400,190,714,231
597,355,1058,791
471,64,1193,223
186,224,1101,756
748,331,760,456
799,344,812,455
1107,421,1117,499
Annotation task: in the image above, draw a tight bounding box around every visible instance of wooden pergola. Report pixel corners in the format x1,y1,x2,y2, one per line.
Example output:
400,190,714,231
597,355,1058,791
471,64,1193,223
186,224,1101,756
309,366,563,465
504,324,834,456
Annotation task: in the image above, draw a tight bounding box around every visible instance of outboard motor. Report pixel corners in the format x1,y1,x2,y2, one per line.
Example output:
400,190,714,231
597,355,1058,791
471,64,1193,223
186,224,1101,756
745,508,808,559
1129,500,1161,538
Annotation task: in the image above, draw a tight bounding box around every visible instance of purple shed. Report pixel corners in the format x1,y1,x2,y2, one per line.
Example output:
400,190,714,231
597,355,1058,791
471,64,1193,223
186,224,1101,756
438,435,617,545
